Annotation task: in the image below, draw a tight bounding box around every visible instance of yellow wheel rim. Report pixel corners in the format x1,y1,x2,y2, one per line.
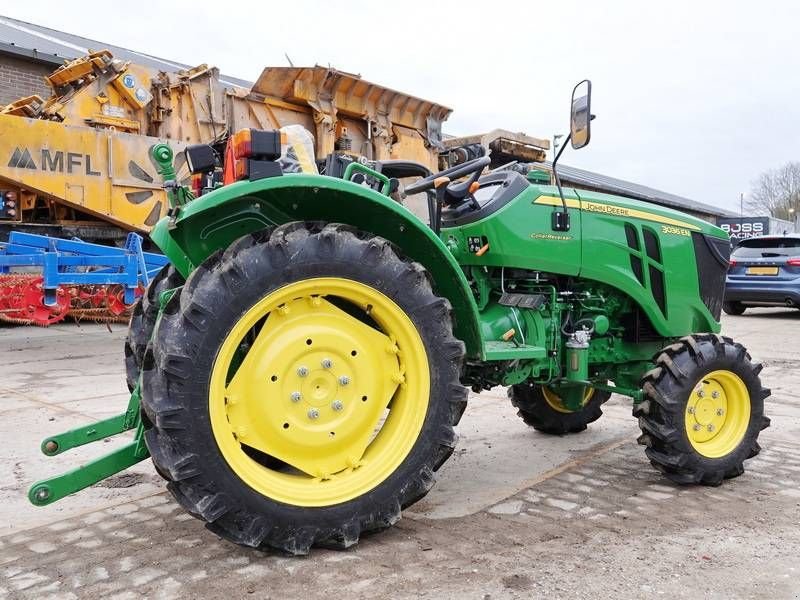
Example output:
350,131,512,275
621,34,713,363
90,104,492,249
209,277,429,507
685,369,751,458
542,386,595,413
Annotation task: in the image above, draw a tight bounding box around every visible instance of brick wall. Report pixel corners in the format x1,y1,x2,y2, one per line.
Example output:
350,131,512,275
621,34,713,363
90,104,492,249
0,54,53,105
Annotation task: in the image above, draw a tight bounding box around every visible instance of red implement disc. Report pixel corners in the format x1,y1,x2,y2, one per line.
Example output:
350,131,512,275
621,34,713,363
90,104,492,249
0,275,70,326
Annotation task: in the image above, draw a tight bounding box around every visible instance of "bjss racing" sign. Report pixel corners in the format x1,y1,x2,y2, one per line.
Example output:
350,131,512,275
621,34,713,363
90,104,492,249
717,217,770,242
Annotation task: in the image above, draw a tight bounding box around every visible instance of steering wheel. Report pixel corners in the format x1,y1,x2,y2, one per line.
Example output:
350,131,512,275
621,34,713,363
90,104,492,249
404,156,490,195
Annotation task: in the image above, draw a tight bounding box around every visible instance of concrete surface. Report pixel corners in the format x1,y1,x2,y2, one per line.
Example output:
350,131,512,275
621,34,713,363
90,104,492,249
1,308,799,599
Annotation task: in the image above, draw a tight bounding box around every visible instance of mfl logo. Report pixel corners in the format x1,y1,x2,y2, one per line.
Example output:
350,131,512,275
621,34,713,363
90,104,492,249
7,147,101,176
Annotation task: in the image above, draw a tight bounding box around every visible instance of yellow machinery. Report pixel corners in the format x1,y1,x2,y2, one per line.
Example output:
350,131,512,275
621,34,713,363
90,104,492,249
0,51,548,239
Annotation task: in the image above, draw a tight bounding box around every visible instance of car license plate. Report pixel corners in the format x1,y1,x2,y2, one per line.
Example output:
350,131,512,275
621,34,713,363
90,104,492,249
746,266,779,276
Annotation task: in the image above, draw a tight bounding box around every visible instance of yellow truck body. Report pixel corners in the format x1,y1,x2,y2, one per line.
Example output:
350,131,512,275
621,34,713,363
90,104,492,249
0,51,453,236
0,51,548,238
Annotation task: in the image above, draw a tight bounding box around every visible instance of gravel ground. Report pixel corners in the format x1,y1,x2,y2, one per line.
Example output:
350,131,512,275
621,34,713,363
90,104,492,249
1,308,798,599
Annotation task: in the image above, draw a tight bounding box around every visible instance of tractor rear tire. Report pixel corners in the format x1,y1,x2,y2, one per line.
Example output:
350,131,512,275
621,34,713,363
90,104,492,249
509,384,611,434
635,334,770,486
722,302,746,316
140,222,468,554
124,264,184,390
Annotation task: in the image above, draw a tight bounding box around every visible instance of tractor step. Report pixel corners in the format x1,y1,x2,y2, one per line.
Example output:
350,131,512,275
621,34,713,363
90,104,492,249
483,341,547,361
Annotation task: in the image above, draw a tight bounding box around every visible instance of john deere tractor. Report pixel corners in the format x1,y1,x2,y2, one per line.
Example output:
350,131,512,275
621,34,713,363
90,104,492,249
29,81,770,555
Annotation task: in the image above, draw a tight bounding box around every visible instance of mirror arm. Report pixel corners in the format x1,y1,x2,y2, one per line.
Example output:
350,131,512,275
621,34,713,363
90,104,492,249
551,132,572,232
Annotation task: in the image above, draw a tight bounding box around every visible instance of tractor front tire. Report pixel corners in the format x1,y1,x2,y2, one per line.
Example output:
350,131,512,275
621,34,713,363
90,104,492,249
722,302,746,316
124,264,184,390
635,334,770,486
509,384,611,435
140,223,468,554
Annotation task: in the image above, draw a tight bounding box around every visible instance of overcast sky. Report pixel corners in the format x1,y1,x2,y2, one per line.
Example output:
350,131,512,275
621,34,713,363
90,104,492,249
6,1,799,213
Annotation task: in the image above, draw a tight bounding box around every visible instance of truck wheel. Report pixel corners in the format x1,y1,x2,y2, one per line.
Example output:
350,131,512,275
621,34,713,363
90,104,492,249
508,384,611,434
635,334,770,486
124,265,183,390
722,302,746,316
140,223,467,554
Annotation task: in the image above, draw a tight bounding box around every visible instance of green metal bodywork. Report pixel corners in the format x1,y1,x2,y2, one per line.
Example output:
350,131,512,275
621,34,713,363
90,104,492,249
150,173,725,356
29,161,730,506
443,184,725,337
150,174,484,356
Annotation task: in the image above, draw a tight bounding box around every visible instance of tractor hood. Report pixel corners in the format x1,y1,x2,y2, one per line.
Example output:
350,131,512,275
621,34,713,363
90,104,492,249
541,185,728,240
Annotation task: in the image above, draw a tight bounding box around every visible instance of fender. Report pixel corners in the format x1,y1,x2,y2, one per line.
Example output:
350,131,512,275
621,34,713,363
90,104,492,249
149,173,483,357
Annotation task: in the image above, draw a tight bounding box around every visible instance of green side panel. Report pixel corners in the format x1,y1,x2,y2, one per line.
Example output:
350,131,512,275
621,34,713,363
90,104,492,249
149,226,192,275
572,187,723,336
149,174,483,357
442,185,583,276
441,184,725,338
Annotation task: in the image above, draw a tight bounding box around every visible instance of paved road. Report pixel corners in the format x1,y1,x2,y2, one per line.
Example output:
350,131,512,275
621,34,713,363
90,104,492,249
1,309,798,599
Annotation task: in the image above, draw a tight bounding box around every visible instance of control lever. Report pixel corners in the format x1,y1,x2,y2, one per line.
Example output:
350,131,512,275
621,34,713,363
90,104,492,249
467,181,481,211
432,176,450,235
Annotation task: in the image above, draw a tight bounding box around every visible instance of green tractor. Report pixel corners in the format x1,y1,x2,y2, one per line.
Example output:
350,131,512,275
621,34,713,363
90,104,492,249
29,81,770,554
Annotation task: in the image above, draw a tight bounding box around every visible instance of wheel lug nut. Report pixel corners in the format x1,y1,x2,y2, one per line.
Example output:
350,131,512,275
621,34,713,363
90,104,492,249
290,391,301,402
697,390,705,398
711,390,720,399
321,358,333,369
332,400,343,411
297,366,309,377
308,408,320,420
716,408,724,416
338,375,350,386
693,424,702,431
707,424,715,432
687,406,696,414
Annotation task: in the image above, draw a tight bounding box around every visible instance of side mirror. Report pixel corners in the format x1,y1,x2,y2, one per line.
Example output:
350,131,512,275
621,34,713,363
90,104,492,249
570,79,592,150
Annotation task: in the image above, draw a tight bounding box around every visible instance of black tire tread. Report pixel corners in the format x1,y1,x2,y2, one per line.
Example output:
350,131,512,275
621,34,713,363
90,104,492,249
633,334,770,486
722,301,746,316
508,384,611,435
141,222,467,554
124,264,184,390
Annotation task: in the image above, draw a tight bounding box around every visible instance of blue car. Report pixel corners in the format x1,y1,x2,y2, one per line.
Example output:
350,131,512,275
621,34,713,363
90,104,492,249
723,234,800,315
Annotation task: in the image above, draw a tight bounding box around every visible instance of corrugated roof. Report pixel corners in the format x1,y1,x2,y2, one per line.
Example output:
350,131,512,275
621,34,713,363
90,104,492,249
540,161,736,218
0,14,251,88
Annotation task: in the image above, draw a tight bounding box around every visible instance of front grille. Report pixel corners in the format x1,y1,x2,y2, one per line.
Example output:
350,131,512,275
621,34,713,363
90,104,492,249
649,264,667,316
691,232,730,320
625,224,646,285
643,228,662,263
622,306,662,343
630,255,644,285
624,223,666,315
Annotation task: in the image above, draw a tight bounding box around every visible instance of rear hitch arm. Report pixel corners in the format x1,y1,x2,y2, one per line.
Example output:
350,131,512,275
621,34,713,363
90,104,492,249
27,386,150,507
